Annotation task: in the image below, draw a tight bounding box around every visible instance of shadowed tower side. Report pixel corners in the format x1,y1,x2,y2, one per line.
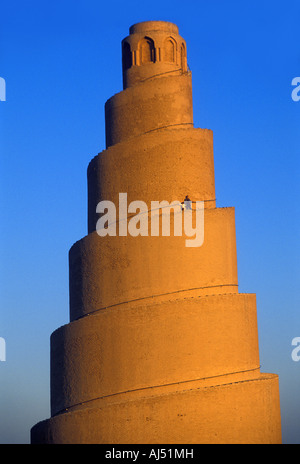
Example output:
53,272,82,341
31,21,281,444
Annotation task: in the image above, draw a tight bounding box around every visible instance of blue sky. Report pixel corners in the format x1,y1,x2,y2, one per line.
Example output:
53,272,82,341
0,0,299,444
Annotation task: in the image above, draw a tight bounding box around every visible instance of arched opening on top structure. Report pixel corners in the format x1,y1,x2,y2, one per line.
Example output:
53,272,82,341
164,37,176,63
181,43,187,72
122,41,132,71
139,37,155,64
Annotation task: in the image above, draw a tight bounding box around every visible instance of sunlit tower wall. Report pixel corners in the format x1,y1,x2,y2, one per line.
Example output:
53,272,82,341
31,21,281,444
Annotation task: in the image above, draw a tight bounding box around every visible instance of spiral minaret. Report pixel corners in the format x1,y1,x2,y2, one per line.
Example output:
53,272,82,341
31,21,281,444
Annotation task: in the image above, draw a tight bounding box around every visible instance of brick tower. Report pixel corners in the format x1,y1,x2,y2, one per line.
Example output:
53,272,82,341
31,21,281,444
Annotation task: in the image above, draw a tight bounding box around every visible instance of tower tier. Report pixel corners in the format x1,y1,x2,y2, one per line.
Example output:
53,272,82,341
105,73,193,147
51,293,260,416
31,373,281,444
88,127,216,234
70,207,238,321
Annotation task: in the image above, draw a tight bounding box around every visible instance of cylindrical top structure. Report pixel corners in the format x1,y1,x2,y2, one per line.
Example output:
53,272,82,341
129,21,179,34
122,20,188,89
